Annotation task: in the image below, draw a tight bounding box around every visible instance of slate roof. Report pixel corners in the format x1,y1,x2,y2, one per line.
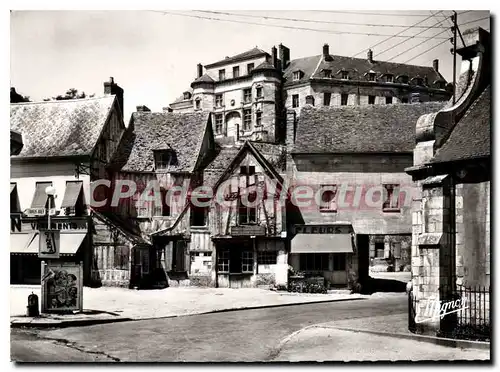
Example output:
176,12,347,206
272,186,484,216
192,74,215,84
253,60,278,72
121,111,210,172
293,102,446,154
203,146,240,188
431,86,490,164
171,88,194,104
283,54,445,87
10,95,116,158
205,47,269,68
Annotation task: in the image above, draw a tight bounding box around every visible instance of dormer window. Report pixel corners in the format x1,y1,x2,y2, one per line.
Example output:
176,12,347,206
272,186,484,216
411,77,423,86
386,74,394,83
341,71,349,80
434,80,445,89
219,69,225,81
183,92,192,100
368,73,376,82
154,150,176,171
323,69,332,78
397,75,409,84
293,71,303,81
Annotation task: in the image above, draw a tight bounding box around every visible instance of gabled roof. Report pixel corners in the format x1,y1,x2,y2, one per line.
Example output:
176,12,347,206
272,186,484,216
10,95,117,158
171,88,194,104
121,111,210,173
284,54,445,87
205,47,269,69
293,102,446,154
431,86,490,164
192,74,215,84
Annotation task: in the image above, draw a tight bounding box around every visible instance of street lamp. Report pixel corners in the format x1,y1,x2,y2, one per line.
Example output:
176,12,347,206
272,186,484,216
45,186,56,229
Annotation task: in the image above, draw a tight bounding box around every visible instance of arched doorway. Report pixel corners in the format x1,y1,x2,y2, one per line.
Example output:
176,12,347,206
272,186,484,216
225,111,241,140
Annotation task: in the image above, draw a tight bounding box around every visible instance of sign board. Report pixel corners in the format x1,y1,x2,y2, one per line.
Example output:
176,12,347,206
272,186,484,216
231,225,266,236
38,229,60,259
41,261,83,313
293,224,353,235
24,208,46,217
11,216,88,234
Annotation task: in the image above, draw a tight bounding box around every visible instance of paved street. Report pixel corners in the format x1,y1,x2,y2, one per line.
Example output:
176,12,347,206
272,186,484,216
12,294,408,362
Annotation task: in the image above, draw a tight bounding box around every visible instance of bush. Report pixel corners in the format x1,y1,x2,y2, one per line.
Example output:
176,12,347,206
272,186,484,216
288,280,327,294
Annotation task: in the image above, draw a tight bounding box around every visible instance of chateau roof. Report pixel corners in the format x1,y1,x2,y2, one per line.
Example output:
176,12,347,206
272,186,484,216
205,47,269,69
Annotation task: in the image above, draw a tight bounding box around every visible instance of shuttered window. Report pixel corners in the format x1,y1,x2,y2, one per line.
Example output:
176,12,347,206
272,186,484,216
31,182,52,208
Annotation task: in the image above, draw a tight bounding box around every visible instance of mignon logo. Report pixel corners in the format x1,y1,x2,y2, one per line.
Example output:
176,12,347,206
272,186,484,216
415,297,468,324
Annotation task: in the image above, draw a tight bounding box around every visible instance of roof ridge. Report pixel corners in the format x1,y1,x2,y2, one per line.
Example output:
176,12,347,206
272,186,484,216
455,85,490,124
11,94,115,106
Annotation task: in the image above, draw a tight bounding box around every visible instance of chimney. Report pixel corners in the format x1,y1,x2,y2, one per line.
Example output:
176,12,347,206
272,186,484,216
279,43,290,70
323,44,329,58
433,59,439,72
272,46,278,69
285,110,296,173
197,63,203,78
136,105,151,112
367,49,374,63
104,77,124,122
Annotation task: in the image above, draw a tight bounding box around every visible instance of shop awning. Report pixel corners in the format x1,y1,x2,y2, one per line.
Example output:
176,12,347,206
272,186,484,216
10,233,38,254
291,234,353,254
31,182,52,208
10,232,87,255
61,181,83,209
10,183,16,194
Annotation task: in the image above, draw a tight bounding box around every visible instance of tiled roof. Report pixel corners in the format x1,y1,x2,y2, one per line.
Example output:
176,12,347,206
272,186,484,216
284,54,445,87
171,88,193,104
205,47,269,68
431,86,490,163
192,74,215,84
107,125,135,172
121,111,210,172
10,95,116,158
294,102,446,154
253,60,278,71
250,142,286,172
203,146,240,188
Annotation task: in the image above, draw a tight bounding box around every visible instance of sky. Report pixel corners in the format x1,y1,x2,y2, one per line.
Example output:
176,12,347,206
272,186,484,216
10,9,490,122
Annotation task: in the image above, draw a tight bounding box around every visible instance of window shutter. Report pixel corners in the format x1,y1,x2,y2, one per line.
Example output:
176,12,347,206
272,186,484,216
165,243,173,272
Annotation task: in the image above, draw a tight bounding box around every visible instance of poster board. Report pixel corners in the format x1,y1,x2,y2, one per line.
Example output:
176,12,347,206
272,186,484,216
38,229,60,259
41,261,83,313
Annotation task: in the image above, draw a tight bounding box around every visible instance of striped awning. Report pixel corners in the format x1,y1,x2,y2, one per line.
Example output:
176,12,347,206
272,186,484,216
10,232,87,255
10,183,16,194
291,234,353,254
61,181,83,209
31,182,52,208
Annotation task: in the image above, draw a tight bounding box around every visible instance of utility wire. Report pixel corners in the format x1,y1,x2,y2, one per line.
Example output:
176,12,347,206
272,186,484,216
350,11,443,58
386,28,450,62
376,15,449,57
402,38,449,64
310,10,471,17
149,10,451,39
192,10,448,29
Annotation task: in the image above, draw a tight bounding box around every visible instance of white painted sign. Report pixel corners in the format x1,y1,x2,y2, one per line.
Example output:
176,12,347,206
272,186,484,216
39,229,60,259
24,208,46,217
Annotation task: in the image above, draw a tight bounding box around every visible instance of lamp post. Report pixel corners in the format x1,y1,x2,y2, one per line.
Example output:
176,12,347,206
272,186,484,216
45,186,56,229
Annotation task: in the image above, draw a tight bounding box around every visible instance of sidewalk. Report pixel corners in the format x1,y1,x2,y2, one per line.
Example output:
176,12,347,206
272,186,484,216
271,313,490,362
10,285,362,328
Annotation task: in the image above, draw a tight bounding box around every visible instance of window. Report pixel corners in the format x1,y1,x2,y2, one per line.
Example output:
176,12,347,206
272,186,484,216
341,71,349,80
215,114,223,135
258,251,277,265
247,63,254,74
242,251,254,273
233,66,240,78
190,203,208,226
218,249,230,273
368,96,375,105
61,181,85,216
31,181,52,209
243,88,252,103
243,109,252,130
293,71,301,81
386,74,394,83
300,253,329,271
238,165,257,225
114,246,129,270
401,97,408,103
183,92,191,100
292,94,299,108
375,242,385,258
333,253,346,271
368,73,376,82
195,98,201,110
255,111,262,126
341,94,348,106
305,95,315,106
323,92,331,106
154,150,174,170
319,185,337,212
323,69,332,78
383,184,400,211
152,188,170,217
386,96,393,104
215,94,223,108
256,86,263,98
219,69,225,81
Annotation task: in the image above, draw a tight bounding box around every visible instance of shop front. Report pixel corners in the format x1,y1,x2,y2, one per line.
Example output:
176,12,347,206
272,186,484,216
10,214,91,284
289,224,355,289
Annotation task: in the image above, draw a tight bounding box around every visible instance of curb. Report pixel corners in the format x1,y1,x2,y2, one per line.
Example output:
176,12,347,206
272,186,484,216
11,296,365,329
317,325,491,351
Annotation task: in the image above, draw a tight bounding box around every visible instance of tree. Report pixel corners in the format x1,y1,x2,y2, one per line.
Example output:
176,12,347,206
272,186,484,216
10,88,30,103
43,88,95,101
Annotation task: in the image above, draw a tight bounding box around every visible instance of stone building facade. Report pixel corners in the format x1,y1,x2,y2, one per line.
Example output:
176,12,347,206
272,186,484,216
405,27,490,337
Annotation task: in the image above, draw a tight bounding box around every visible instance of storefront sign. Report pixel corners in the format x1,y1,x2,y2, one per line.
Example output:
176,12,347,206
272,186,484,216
23,208,46,217
10,215,88,233
38,229,60,259
293,224,352,235
41,261,83,313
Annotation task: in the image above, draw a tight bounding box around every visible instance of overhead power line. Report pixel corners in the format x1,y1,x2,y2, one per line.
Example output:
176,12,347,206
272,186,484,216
311,10,472,17
376,15,449,57
351,11,443,58
402,38,449,64
149,10,451,39
459,16,490,26
193,10,448,29
387,28,450,62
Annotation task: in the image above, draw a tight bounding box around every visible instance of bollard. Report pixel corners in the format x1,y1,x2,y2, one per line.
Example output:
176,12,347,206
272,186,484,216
27,292,40,317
